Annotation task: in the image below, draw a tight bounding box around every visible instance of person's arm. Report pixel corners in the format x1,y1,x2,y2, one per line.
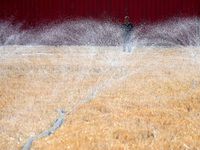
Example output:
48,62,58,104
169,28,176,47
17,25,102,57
131,23,134,31
121,23,125,30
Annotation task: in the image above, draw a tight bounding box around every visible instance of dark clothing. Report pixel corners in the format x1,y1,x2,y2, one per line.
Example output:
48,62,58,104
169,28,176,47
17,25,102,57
121,22,134,36
121,22,134,52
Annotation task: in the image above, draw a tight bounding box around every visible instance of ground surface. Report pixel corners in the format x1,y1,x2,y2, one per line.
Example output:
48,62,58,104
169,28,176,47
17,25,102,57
0,46,200,150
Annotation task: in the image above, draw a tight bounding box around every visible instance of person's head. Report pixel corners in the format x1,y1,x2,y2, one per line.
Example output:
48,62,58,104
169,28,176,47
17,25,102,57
124,16,129,24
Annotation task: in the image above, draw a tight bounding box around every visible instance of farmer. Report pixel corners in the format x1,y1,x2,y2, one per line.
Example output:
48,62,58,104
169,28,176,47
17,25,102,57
121,16,134,52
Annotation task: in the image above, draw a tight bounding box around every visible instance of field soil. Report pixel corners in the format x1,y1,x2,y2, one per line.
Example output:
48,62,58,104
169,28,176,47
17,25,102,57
0,46,200,150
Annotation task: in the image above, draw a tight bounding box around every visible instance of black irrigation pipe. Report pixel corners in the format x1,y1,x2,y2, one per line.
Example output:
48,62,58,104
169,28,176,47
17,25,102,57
191,82,198,88
21,69,122,150
82,89,99,103
22,109,66,150
22,87,100,150
23,65,197,150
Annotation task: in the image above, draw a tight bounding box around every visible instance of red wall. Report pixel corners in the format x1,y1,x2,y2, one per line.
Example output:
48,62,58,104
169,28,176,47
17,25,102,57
0,0,200,26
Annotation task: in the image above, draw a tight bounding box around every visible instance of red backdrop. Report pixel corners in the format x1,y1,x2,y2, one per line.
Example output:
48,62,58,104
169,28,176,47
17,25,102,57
0,0,200,26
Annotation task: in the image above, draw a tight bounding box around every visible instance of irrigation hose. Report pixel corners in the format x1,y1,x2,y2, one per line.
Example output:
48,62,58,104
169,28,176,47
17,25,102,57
22,109,66,150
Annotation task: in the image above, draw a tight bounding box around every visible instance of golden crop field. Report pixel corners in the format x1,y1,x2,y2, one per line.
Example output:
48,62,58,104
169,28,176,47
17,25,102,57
0,46,200,150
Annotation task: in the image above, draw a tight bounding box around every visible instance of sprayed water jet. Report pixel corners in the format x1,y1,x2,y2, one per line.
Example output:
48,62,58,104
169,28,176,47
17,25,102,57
0,17,200,150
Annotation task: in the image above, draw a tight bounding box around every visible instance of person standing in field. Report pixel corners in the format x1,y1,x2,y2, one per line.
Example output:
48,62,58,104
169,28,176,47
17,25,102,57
121,16,134,52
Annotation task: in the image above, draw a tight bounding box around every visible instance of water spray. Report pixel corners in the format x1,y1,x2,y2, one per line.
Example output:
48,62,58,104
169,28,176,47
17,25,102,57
0,17,200,150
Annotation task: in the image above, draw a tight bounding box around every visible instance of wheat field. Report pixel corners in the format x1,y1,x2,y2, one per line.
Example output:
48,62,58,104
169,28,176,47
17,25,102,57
0,46,200,150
